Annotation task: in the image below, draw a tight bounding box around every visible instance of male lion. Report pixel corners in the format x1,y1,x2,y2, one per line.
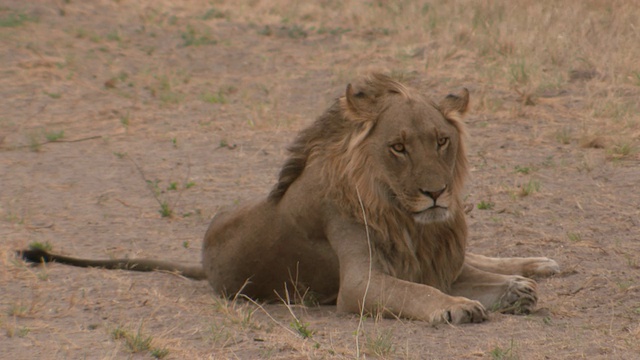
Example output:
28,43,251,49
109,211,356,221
20,73,559,324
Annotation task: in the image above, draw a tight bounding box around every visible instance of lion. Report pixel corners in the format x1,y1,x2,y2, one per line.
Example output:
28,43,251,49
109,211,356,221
20,73,559,324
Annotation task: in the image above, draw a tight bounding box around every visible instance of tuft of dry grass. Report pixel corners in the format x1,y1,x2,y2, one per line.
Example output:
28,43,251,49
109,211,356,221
580,135,607,149
364,328,395,358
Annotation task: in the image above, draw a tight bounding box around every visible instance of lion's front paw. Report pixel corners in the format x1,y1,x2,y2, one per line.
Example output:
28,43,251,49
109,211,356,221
523,258,560,278
434,298,487,324
496,276,538,314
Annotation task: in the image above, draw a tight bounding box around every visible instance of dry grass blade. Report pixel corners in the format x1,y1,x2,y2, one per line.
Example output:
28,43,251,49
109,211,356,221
354,186,374,359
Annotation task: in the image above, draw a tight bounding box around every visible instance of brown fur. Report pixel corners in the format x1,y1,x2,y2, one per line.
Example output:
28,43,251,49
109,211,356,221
19,73,560,325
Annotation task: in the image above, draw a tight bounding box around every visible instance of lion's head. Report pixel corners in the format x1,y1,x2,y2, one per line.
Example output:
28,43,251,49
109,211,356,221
339,74,469,225
269,73,470,287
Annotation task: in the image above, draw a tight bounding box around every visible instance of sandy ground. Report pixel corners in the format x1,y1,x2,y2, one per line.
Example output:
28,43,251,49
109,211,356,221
1,1,639,359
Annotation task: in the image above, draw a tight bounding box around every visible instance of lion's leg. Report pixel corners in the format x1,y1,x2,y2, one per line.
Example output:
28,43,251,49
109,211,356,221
465,252,559,278
327,219,487,325
450,263,538,314
337,271,488,324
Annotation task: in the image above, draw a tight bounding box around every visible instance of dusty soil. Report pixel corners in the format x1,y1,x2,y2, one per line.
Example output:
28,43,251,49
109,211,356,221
1,1,639,359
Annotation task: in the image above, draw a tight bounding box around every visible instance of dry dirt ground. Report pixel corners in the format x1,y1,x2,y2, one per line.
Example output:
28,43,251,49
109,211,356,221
1,1,639,359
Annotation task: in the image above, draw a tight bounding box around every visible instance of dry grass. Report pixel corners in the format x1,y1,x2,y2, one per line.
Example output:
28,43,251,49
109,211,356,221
1,0,639,358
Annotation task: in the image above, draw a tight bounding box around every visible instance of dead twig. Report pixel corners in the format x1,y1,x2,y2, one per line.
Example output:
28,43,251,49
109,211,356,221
8,135,108,150
127,155,166,211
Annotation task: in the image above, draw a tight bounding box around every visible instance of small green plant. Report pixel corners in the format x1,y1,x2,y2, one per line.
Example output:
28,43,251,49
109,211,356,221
316,26,351,35
0,12,33,27
8,303,29,317
112,324,153,353
45,130,65,142
182,241,190,248
120,112,130,128
171,137,177,148
632,71,640,86
3,211,24,225
489,301,503,312
159,201,173,218
520,179,540,196
489,339,517,360
514,165,531,174
257,25,272,36
237,307,256,329
145,177,180,218
44,91,62,99
286,24,308,39
365,329,395,357
609,143,635,159
73,28,89,39
185,181,196,189
201,91,227,104
509,60,529,85
153,75,183,104
28,241,53,251
113,151,127,159
541,156,555,167
213,298,259,330
300,291,320,307
37,271,49,281
209,323,234,346
145,179,173,217
146,179,161,193
5,325,31,338
617,281,633,291
150,347,169,359
112,326,128,340
27,133,41,152
202,8,227,20
106,30,121,42
143,45,156,55
121,73,131,84
181,25,217,46
567,232,582,242
477,200,495,210
555,127,572,145
290,319,313,339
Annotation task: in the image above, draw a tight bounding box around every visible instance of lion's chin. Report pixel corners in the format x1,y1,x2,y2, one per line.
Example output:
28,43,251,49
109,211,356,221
412,206,449,224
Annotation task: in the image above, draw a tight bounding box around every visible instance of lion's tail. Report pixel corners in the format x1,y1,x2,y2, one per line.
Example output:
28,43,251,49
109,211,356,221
17,249,207,280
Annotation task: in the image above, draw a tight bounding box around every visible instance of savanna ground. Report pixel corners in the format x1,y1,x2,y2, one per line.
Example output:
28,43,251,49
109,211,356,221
1,1,639,359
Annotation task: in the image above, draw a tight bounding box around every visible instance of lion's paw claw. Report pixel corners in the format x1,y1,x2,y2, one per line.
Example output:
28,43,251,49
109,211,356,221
437,299,487,324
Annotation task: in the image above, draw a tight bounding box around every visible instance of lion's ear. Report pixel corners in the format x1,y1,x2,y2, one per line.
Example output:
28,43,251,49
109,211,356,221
439,88,470,120
343,73,398,122
344,82,376,121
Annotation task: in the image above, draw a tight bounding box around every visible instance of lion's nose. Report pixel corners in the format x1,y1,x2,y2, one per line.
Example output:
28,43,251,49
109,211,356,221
420,186,446,201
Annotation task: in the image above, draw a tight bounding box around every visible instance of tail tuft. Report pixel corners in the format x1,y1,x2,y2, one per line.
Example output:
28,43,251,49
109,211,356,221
17,249,53,263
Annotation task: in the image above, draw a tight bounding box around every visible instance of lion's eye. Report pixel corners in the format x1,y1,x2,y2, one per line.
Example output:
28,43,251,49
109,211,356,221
391,143,406,153
437,137,449,149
